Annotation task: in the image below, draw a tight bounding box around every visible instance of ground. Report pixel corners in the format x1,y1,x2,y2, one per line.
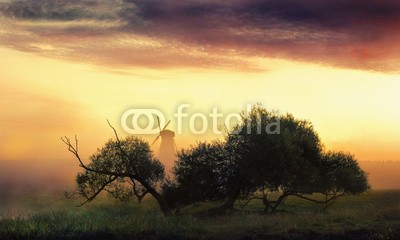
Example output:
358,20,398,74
0,190,399,239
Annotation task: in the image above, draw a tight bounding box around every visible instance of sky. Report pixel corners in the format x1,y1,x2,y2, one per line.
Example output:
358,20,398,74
1,0,400,171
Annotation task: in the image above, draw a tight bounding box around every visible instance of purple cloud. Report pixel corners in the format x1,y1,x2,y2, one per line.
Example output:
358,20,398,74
1,0,400,71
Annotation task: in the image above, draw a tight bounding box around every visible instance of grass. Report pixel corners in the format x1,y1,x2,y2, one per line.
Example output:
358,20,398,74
0,190,399,239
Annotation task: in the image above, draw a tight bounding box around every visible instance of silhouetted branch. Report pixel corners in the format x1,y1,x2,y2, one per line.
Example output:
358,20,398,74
107,119,121,143
78,176,118,207
239,196,264,209
62,121,172,216
61,136,134,178
271,192,289,212
61,136,84,167
64,191,79,200
107,120,140,175
131,179,148,203
239,191,289,213
290,193,346,205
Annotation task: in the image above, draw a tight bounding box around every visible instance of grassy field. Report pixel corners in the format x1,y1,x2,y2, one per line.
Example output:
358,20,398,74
0,190,399,239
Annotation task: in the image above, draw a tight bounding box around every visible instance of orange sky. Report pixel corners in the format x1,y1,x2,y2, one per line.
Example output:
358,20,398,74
1,46,399,163
0,0,400,166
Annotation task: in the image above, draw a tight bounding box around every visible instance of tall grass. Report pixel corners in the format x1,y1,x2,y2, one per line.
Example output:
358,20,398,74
0,190,399,239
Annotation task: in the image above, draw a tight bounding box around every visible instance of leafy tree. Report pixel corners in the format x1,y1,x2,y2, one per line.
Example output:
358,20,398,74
222,106,369,211
163,141,235,209
169,105,369,213
62,123,172,216
240,150,370,213
217,106,316,210
75,137,163,205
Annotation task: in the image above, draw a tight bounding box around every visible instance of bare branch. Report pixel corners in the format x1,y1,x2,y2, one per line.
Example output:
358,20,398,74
61,136,134,178
64,191,79,200
271,192,289,212
239,196,263,209
131,178,149,202
61,122,172,215
75,135,78,152
290,193,346,205
78,176,118,207
132,178,139,194
106,120,140,175
107,119,121,143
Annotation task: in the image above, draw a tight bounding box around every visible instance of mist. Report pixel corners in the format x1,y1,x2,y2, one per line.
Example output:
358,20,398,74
0,159,79,208
0,159,399,208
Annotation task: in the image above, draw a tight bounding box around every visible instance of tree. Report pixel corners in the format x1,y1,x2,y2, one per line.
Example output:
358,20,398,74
218,106,321,210
221,106,369,211
75,137,162,205
169,105,369,213
163,141,236,209
240,151,370,213
62,122,172,216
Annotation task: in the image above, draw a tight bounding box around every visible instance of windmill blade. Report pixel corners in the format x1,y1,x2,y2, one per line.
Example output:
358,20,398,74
151,135,161,146
162,120,171,131
157,116,162,132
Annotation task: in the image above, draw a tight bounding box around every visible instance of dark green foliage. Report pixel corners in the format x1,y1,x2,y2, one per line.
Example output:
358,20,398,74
163,141,235,207
217,105,329,209
66,105,369,215
321,152,370,195
76,136,164,204
169,105,369,212
225,106,324,194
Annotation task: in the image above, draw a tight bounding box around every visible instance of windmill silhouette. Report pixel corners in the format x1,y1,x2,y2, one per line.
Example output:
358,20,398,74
151,117,178,176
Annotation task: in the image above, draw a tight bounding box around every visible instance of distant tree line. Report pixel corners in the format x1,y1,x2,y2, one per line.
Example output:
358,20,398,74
62,105,369,216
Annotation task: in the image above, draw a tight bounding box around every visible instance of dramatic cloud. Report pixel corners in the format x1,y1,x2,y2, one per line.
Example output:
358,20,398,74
1,0,400,71
0,0,123,20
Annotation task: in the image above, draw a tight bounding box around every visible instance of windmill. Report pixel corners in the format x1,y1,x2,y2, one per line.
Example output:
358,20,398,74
151,117,178,176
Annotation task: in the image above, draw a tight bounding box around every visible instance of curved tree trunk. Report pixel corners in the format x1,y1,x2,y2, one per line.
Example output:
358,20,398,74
270,192,288,213
62,129,173,217
262,197,272,213
219,184,241,210
136,178,172,216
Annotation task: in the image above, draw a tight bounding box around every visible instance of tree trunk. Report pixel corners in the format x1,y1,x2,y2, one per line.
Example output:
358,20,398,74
271,192,288,213
219,184,241,210
262,197,271,213
136,178,172,216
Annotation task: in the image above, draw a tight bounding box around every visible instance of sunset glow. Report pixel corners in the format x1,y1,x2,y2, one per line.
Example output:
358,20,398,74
1,0,400,189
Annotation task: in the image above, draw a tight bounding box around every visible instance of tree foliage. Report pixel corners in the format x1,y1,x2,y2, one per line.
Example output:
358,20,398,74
63,106,369,216
168,105,369,212
75,136,164,205
62,124,172,216
321,151,370,195
163,141,236,208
